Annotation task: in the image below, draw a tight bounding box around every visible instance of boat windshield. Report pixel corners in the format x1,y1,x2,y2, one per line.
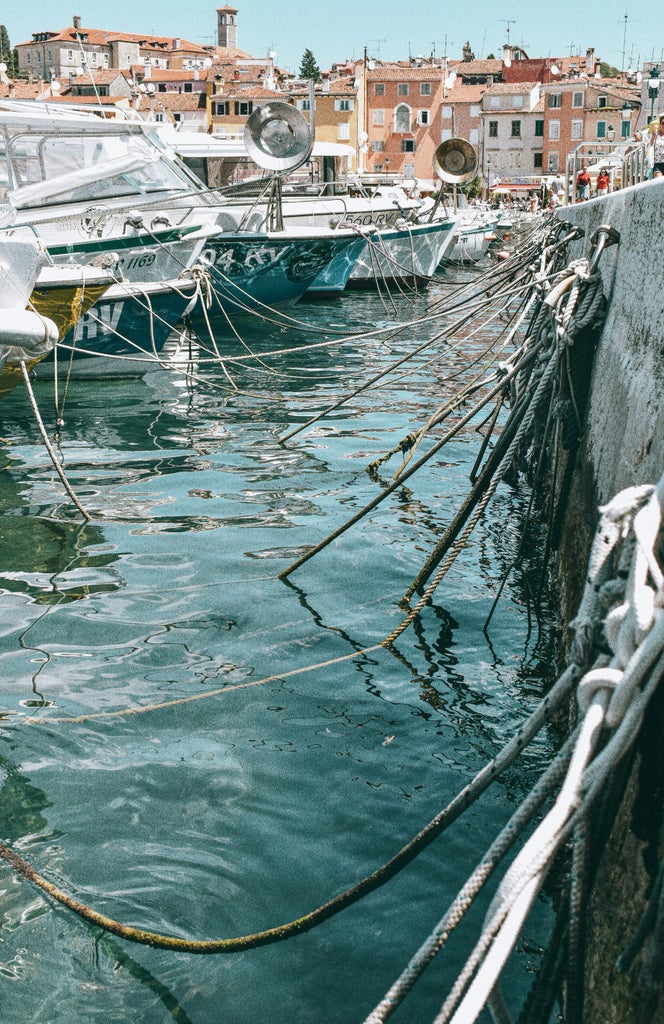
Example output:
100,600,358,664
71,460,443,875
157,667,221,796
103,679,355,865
0,123,195,209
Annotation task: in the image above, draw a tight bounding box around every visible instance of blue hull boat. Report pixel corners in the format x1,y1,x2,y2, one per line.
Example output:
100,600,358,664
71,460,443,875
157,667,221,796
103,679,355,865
34,277,199,379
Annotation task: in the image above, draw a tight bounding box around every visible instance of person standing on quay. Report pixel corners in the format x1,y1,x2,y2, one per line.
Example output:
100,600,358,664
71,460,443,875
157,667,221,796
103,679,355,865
596,168,610,195
576,167,591,201
650,120,664,176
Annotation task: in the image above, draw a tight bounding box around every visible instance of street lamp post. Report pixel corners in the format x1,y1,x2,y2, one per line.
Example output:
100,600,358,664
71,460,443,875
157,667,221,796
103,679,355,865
621,101,632,138
648,67,660,122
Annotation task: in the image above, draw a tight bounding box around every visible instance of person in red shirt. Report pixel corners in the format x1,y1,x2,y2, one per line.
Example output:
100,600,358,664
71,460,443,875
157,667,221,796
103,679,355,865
576,168,591,201
596,169,610,195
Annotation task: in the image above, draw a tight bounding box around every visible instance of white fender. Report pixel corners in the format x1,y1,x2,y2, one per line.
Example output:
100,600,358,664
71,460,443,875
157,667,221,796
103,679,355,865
0,309,59,357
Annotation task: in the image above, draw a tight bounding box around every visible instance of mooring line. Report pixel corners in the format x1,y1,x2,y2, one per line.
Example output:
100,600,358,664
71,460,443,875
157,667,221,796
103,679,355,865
3,662,578,955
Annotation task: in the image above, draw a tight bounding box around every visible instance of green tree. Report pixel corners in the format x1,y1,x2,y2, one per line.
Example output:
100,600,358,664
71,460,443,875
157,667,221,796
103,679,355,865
599,61,620,77
298,48,321,81
0,25,17,77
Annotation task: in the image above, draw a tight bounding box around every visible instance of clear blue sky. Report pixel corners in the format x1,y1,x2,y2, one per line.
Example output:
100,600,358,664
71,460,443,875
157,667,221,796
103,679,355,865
4,1,664,76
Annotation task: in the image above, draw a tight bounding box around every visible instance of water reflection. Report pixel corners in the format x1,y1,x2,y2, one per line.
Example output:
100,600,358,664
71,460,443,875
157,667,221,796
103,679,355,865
0,279,558,1023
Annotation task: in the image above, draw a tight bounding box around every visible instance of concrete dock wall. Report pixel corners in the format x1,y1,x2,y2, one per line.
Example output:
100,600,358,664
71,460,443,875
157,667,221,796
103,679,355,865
551,181,664,1023
556,180,663,506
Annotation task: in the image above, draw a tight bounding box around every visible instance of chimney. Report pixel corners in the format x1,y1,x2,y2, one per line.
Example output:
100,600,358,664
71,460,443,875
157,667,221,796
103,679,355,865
73,15,81,30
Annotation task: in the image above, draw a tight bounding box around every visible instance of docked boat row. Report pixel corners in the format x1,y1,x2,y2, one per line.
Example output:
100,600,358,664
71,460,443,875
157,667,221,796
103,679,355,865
0,100,507,384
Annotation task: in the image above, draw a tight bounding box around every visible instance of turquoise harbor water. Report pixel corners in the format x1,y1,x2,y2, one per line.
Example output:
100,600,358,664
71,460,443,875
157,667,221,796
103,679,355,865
0,277,558,1022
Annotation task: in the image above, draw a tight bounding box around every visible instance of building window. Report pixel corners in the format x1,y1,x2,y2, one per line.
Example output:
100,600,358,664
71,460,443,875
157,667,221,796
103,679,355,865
371,139,385,152
420,82,431,95
334,98,353,111
103,54,108,66
598,95,607,108
534,152,543,168
394,104,411,132
372,109,384,125
296,99,311,111
47,49,52,60
621,120,631,139
572,91,584,107
571,119,583,140
338,123,350,140
441,105,452,119
404,162,415,176
535,119,544,136
489,120,498,137
397,82,409,96
511,120,521,137
184,82,192,93
374,83,385,96
67,50,73,60
235,101,253,116
470,104,480,117
214,101,229,115
417,109,430,125
401,139,416,152
548,153,559,171
549,120,560,140
490,96,500,108
548,93,562,108
512,95,523,108
596,120,606,138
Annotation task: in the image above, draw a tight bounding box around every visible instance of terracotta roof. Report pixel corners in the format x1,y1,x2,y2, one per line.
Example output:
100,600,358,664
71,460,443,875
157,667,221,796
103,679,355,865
484,81,539,94
108,33,207,53
0,80,45,99
368,65,448,81
42,93,127,105
18,25,206,53
65,69,132,85
442,82,487,102
152,93,207,111
18,27,110,47
213,47,253,61
223,85,284,98
456,59,503,76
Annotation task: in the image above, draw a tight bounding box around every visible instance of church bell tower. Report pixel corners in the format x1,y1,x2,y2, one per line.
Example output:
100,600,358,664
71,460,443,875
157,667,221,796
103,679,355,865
217,5,238,49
